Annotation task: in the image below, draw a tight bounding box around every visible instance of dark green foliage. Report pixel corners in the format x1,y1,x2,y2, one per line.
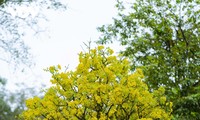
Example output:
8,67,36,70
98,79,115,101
97,0,200,119
0,0,3,5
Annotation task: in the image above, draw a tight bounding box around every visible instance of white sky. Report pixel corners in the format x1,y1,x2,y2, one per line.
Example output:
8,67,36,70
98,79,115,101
3,0,122,91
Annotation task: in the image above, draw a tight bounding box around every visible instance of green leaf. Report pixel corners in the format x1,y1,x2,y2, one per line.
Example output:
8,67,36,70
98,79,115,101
172,88,178,95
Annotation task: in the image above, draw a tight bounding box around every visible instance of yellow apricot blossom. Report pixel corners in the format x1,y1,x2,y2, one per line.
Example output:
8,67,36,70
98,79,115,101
20,46,172,120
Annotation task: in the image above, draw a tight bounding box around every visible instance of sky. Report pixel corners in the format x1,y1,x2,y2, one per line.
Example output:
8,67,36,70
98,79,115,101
3,0,122,91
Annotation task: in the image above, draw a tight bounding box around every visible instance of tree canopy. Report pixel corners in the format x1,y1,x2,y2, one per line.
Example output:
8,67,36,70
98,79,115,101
97,0,200,119
0,0,66,68
20,46,172,120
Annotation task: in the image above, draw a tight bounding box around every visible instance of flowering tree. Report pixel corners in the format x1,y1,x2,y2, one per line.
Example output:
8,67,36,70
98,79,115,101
20,46,172,119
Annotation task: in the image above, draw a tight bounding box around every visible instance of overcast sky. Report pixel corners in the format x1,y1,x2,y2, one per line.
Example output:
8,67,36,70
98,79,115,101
3,0,121,91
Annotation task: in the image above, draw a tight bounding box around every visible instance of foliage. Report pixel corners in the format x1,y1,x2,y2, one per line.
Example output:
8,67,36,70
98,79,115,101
97,0,200,119
0,0,66,68
0,77,24,119
0,0,66,119
0,77,12,119
19,46,172,120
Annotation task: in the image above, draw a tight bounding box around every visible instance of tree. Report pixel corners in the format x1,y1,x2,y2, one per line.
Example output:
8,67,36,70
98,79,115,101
0,77,12,120
0,77,21,120
0,0,66,119
19,46,172,120
0,0,66,68
0,77,38,119
97,0,200,119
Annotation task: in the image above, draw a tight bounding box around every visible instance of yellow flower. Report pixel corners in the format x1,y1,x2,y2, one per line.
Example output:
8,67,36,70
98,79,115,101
107,48,114,54
95,95,101,104
57,64,61,69
160,96,166,104
49,66,55,73
97,45,104,50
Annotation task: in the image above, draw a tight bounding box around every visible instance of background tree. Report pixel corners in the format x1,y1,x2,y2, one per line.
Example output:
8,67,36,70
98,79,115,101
0,0,66,68
0,77,38,119
0,0,66,119
0,77,12,120
20,46,172,120
97,0,200,119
